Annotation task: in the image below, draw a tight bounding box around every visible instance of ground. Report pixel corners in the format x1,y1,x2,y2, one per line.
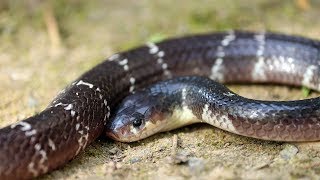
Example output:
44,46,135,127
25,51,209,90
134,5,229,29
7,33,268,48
1,0,320,179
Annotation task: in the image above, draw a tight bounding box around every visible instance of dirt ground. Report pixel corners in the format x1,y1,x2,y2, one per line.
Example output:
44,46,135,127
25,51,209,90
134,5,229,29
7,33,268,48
1,0,320,179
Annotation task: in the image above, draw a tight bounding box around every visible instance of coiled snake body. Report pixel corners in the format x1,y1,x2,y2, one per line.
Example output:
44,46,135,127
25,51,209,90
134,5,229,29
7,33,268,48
1,31,320,179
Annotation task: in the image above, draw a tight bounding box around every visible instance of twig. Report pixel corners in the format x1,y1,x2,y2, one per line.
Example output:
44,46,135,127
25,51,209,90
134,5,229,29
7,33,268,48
171,134,178,156
43,3,62,54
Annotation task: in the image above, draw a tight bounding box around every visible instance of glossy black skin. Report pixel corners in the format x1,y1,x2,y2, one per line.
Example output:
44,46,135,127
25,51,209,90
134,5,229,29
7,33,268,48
108,76,320,142
1,31,320,179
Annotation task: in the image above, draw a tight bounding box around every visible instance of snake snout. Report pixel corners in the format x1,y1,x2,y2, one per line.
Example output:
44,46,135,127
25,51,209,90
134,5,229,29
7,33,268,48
106,116,132,141
106,125,127,141
106,130,120,140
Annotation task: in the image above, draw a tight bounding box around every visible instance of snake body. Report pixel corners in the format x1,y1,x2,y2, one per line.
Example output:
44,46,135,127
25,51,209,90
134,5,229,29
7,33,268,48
1,31,320,179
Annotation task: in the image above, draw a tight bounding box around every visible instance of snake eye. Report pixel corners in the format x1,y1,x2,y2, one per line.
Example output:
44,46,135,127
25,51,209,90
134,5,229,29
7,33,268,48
132,119,142,127
131,113,144,128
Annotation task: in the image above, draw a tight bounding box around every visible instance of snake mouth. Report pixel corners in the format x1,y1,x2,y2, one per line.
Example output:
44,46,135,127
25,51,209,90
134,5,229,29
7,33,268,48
106,130,120,141
106,130,137,142
106,125,135,142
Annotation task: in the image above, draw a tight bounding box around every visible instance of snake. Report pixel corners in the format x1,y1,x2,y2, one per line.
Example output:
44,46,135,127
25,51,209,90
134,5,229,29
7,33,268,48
1,31,320,179
107,75,320,142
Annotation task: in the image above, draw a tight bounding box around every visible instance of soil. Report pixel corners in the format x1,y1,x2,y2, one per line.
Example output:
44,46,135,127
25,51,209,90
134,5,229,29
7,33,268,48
1,0,320,179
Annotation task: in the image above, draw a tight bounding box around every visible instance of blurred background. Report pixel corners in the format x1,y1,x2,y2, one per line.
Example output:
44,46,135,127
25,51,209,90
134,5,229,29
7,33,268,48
1,0,320,179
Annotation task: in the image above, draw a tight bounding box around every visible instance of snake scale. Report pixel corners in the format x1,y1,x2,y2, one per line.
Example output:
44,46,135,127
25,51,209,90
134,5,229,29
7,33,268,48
1,31,320,179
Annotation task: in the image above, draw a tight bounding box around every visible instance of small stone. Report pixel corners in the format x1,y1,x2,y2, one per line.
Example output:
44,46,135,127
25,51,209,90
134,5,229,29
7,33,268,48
279,144,299,160
170,151,190,164
188,157,204,174
224,142,230,148
130,157,141,164
108,147,120,155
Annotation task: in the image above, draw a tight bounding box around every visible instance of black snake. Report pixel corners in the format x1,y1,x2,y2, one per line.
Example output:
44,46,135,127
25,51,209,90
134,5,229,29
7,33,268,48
1,31,320,179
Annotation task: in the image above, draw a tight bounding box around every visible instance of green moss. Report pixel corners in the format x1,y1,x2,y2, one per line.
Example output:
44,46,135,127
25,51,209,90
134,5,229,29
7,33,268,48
190,10,217,26
302,86,311,97
148,33,167,43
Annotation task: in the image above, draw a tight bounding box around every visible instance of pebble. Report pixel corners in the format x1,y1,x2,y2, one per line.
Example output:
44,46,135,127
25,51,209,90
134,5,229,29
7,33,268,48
170,151,190,164
108,147,120,155
130,157,141,164
279,144,299,160
188,157,205,174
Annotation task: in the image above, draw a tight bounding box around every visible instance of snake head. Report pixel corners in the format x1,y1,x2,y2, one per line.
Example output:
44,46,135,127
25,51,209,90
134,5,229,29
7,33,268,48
106,91,167,142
